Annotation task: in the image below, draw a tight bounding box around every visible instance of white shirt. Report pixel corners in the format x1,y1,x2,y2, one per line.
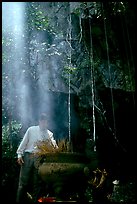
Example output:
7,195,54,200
17,125,58,158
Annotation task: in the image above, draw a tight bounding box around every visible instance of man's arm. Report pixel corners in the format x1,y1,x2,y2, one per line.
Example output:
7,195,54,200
48,130,58,148
17,127,30,165
17,127,30,158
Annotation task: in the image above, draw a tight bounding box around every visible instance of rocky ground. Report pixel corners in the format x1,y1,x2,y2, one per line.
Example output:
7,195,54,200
111,180,136,202
85,180,136,203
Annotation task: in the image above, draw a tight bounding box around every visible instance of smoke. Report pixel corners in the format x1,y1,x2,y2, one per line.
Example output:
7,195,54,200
2,2,33,123
2,2,80,141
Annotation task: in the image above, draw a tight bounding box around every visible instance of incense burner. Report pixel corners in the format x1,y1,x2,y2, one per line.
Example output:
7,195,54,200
36,152,98,201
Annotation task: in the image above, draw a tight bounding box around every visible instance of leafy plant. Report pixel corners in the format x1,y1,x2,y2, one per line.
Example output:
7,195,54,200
2,121,22,192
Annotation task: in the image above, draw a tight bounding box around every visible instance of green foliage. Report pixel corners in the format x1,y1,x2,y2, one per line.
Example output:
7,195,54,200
111,2,127,15
63,65,79,75
2,120,22,170
2,121,22,157
2,120,22,201
27,3,49,31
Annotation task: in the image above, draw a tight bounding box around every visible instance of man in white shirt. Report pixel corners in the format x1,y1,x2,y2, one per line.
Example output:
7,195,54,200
16,113,58,204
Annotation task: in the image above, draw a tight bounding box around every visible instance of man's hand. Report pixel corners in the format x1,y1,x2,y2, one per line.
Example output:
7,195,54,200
17,157,24,165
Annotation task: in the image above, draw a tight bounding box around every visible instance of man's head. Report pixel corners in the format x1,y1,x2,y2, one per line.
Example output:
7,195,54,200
39,113,48,130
